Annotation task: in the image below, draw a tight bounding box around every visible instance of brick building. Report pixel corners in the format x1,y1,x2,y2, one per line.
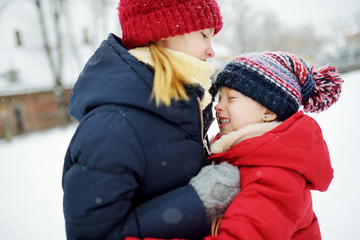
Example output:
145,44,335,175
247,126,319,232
0,88,72,141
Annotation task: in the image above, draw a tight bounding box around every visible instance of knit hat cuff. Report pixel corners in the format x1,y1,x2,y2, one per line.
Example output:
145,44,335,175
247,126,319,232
120,0,223,49
215,63,299,120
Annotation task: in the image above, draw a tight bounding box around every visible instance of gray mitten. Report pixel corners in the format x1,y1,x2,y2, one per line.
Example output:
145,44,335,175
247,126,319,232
189,162,240,222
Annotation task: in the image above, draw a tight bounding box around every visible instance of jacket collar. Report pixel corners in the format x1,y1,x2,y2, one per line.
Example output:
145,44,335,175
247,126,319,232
210,122,281,154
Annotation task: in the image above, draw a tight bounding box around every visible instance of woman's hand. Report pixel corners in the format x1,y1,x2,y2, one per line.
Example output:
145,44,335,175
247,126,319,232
189,162,240,221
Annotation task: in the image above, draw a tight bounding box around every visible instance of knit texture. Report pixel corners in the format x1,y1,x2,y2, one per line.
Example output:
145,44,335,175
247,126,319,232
129,46,214,109
213,52,344,120
189,162,240,221
118,0,223,49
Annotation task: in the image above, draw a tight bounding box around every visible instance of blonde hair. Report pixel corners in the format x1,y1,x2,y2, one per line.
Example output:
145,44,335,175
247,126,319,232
149,43,193,106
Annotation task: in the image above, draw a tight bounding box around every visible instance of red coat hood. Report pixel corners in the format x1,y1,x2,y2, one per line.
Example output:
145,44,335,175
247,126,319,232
208,111,333,192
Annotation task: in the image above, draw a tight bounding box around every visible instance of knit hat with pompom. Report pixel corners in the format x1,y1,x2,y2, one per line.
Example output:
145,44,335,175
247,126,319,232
117,0,223,49
213,51,344,121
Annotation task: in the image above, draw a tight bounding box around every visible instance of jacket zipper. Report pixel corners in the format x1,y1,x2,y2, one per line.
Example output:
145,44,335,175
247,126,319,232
197,98,213,159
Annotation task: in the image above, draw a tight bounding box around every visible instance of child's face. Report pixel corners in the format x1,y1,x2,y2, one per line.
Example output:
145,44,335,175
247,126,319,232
158,28,215,61
215,87,268,136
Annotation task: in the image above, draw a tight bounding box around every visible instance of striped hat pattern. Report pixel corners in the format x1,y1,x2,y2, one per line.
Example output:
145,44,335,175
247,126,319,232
213,51,344,120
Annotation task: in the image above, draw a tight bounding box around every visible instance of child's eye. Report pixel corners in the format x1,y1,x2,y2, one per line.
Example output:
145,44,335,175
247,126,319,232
201,32,208,39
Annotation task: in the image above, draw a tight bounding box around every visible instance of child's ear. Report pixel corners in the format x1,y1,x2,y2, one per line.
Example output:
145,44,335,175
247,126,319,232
263,109,277,122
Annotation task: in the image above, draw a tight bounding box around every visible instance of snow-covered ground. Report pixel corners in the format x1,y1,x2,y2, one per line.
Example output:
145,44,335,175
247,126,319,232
0,125,75,240
1,70,359,239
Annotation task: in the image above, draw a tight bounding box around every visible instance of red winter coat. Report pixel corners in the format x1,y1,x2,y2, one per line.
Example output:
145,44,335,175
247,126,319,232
206,111,333,240
125,111,333,240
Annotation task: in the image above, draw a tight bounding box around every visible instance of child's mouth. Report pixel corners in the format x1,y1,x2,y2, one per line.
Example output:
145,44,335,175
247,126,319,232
217,117,230,127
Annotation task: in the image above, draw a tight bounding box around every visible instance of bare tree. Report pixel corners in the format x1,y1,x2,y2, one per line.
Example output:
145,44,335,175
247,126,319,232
216,0,284,53
216,0,251,53
33,0,69,123
62,0,83,69
89,0,114,47
255,12,283,51
216,0,325,64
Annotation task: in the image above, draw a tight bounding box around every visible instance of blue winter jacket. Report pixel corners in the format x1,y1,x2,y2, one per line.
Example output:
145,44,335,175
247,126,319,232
62,34,211,239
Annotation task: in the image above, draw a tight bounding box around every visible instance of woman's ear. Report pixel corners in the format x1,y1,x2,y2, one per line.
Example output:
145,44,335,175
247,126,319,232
263,109,277,122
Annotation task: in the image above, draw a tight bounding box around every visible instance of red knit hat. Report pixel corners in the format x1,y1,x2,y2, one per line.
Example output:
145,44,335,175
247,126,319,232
118,0,223,49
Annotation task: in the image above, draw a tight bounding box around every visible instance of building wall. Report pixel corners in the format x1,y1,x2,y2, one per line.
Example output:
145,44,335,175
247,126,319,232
346,32,360,48
0,89,72,140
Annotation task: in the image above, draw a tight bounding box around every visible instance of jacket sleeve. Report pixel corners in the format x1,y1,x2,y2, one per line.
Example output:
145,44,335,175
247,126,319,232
204,167,309,240
62,110,209,240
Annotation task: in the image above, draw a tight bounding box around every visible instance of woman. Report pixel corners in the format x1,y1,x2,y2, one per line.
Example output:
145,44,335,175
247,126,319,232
62,0,240,239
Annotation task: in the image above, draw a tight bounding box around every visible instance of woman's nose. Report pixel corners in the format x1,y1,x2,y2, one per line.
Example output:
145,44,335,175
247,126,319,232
206,44,215,58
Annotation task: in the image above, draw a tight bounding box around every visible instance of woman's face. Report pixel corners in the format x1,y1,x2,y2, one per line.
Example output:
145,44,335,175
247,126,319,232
159,28,215,61
214,87,268,136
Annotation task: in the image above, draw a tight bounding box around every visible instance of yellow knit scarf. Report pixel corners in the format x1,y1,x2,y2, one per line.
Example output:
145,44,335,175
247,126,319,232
129,47,214,110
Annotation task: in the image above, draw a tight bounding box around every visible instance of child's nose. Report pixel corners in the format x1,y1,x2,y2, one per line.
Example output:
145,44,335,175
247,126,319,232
214,103,223,112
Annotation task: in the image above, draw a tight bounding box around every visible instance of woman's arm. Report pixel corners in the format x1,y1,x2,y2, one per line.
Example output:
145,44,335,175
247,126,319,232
62,110,211,239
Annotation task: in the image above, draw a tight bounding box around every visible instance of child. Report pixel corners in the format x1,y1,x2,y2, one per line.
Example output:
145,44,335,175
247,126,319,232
206,51,343,239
